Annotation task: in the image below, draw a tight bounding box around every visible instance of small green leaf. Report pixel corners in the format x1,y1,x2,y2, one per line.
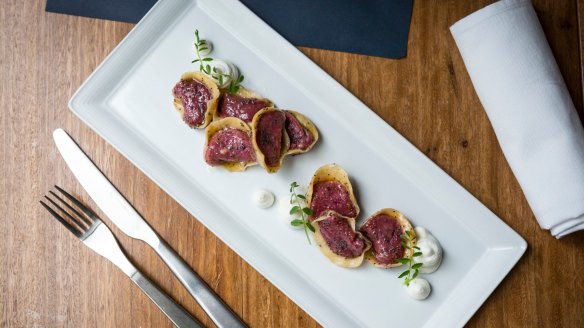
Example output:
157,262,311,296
202,57,213,61
307,222,315,232
412,263,423,270
290,219,303,226
398,270,410,278
290,206,300,214
218,75,223,85
400,234,409,241
302,207,313,215
406,230,412,237
192,59,200,63
412,270,419,280
396,258,410,264
199,47,208,51
230,82,239,94
413,246,420,250
296,194,306,200
238,75,245,82
400,241,407,248
413,252,423,257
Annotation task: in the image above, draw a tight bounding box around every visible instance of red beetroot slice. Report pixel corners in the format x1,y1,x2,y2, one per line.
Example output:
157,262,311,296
310,181,357,219
284,112,314,151
360,214,405,265
318,213,366,258
173,79,212,127
256,111,286,166
218,93,270,123
205,128,256,165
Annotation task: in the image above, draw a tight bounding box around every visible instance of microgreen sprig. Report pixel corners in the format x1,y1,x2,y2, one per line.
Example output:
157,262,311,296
191,29,244,95
192,30,213,73
289,182,315,245
396,230,423,286
227,74,244,94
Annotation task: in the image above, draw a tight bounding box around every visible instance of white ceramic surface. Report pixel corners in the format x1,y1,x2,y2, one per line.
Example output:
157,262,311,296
69,0,527,327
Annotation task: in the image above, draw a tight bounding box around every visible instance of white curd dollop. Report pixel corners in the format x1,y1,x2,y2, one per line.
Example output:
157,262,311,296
252,189,275,209
413,227,443,274
206,59,239,88
407,278,431,300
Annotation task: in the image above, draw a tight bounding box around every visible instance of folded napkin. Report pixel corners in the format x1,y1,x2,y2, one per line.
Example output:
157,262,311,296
451,0,584,238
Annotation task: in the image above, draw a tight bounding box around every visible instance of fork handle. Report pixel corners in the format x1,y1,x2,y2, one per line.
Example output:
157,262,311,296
155,240,246,328
131,271,203,328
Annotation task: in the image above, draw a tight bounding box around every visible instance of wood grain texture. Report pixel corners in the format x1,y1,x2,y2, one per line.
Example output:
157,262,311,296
1,0,583,327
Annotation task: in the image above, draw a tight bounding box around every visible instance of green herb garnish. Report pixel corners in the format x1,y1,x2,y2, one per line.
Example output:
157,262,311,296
289,181,315,245
396,230,423,286
192,30,213,74
227,74,244,94
191,29,244,95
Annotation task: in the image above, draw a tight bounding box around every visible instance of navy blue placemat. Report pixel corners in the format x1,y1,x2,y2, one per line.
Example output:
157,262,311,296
46,0,413,59
46,0,156,24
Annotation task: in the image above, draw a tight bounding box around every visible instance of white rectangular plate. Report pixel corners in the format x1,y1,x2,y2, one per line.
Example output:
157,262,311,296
69,0,527,327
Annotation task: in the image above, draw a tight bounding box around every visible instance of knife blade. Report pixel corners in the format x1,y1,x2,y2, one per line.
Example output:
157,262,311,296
53,128,158,244
53,128,246,328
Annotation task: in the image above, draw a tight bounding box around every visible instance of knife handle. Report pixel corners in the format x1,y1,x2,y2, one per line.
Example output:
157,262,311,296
154,240,247,328
131,271,203,328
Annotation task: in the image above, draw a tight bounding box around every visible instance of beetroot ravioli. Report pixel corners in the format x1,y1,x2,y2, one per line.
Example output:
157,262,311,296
204,117,256,171
251,108,290,173
313,210,370,268
284,110,318,155
360,209,415,268
172,72,220,128
307,164,360,219
214,87,273,123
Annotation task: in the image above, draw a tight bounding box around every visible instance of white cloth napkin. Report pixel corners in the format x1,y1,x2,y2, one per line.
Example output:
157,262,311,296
450,0,584,238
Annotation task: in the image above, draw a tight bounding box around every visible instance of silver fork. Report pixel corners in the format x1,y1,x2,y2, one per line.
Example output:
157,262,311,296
40,186,203,328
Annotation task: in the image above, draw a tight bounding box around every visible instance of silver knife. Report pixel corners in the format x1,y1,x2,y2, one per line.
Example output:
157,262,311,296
53,128,246,328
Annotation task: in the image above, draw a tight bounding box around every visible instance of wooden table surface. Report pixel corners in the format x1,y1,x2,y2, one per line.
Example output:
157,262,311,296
2,0,584,327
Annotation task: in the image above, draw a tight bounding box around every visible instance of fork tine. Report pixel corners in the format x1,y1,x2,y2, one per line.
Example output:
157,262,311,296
40,201,82,237
54,185,97,224
44,195,87,233
49,190,92,227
